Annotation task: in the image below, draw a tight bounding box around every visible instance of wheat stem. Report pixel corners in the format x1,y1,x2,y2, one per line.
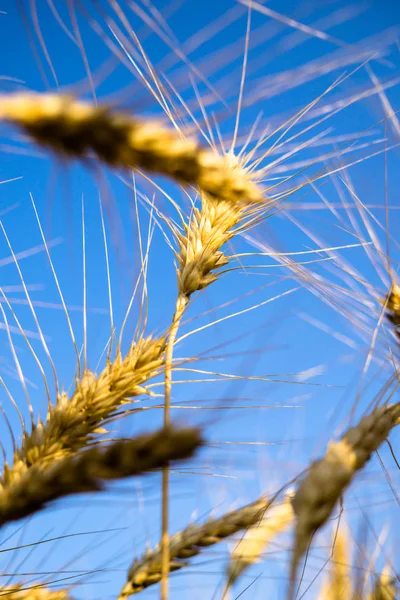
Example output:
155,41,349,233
161,295,188,600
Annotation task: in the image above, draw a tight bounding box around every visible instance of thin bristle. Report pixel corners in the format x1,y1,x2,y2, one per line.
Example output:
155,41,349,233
119,495,271,598
227,491,294,586
0,93,265,205
290,403,400,597
0,426,202,526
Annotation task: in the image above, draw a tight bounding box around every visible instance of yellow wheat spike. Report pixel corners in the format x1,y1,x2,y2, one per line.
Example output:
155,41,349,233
227,490,294,586
289,403,400,600
0,584,71,599
369,566,397,600
318,527,352,600
0,93,265,206
0,426,202,526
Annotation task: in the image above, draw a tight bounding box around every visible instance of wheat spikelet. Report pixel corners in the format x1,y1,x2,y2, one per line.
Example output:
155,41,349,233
0,426,202,526
118,495,270,597
0,93,264,205
0,584,71,599
289,403,400,598
227,491,294,586
318,528,352,600
1,334,165,488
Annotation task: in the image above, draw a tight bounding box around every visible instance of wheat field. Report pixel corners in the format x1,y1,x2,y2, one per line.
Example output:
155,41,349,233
0,1,399,598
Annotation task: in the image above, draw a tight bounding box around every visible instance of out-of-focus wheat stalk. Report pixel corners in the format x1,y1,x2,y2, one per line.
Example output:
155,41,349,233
226,490,294,588
0,426,202,526
119,494,271,598
289,403,400,600
0,93,265,205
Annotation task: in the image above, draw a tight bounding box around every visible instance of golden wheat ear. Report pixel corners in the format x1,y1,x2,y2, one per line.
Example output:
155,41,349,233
226,490,294,588
0,93,265,205
118,495,271,598
318,527,352,600
0,426,202,526
289,403,400,599
0,583,73,599
383,283,400,338
370,567,397,600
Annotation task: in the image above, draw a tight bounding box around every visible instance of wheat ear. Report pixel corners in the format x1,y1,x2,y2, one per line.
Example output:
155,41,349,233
289,403,400,600
318,528,351,600
383,284,400,339
226,491,294,587
0,93,264,205
1,334,165,490
0,426,202,526
370,567,397,600
0,584,72,599
119,495,271,598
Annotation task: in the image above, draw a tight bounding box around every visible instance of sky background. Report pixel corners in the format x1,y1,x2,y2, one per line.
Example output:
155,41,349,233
0,0,400,598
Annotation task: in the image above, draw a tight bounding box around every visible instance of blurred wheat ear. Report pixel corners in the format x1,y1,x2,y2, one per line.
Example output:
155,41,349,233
119,495,274,597
289,403,400,600
0,93,265,205
0,426,203,526
0,584,72,599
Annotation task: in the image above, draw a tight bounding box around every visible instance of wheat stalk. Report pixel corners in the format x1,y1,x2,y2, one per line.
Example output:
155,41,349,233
0,93,265,205
289,403,400,600
160,187,269,597
119,495,271,598
0,426,202,526
226,490,294,587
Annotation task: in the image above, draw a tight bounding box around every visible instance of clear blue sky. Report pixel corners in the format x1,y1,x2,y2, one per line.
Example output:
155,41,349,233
0,1,399,598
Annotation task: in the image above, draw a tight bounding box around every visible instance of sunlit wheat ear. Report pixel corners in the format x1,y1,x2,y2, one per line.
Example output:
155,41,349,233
318,527,351,600
6,333,165,471
226,490,294,588
0,584,72,599
118,495,271,598
0,93,265,205
289,403,400,600
370,566,397,600
0,426,202,526
383,283,400,340
174,193,246,299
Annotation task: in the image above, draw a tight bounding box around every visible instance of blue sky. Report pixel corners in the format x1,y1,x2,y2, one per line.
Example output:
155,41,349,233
0,1,400,598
